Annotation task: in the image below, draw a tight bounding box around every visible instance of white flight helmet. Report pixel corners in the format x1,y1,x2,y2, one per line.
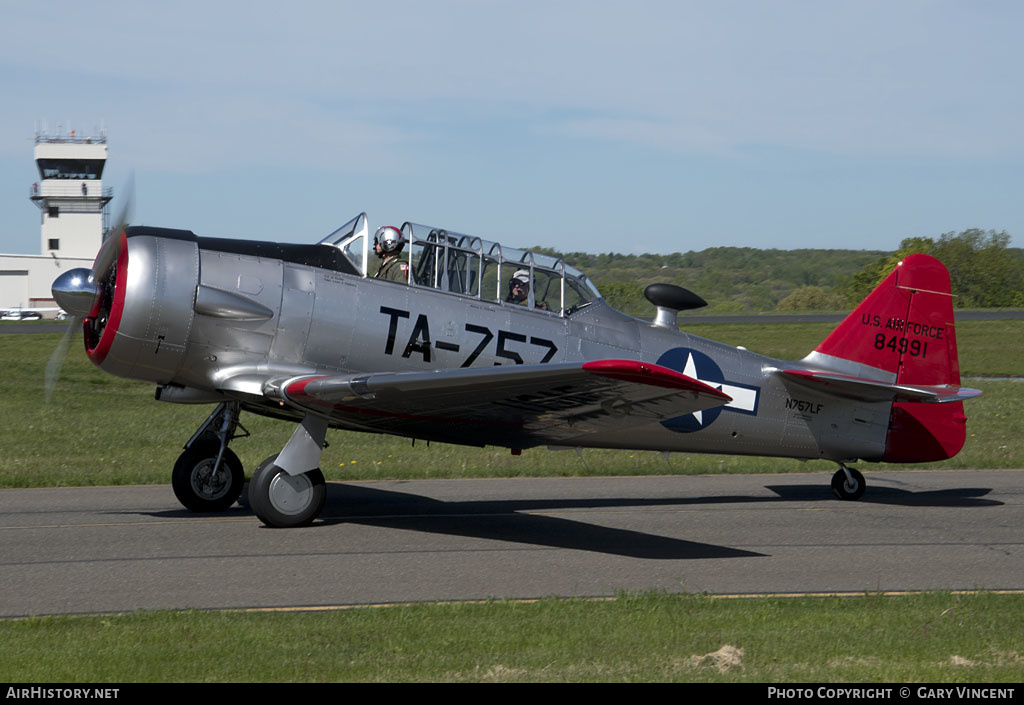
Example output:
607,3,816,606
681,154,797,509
374,226,405,255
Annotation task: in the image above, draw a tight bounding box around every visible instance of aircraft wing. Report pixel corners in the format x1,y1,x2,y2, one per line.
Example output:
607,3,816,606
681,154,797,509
778,369,982,404
268,359,732,447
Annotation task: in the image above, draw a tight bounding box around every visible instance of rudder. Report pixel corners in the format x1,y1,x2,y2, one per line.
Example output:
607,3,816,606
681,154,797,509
813,254,959,385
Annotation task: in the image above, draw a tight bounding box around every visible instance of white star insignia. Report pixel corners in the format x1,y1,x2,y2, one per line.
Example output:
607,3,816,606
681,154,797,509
680,352,757,425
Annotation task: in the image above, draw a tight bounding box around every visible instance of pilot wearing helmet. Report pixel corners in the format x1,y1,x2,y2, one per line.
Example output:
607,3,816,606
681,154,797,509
507,269,548,309
373,226,409,283
507,269,531,305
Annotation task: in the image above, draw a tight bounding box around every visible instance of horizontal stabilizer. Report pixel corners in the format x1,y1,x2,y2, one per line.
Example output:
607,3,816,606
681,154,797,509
779,368,981,404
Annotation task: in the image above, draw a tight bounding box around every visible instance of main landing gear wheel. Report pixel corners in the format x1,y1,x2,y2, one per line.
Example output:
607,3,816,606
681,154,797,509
831,465,866,501
171,441,245,512
248,455,326,528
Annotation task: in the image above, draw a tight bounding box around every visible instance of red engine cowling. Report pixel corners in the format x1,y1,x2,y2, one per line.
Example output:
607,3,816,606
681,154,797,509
83,228,200,385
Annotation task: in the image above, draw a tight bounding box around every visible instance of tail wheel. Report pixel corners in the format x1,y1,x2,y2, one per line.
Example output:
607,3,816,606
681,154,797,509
248,455,326,528
831,466,866,501
172,441,245,511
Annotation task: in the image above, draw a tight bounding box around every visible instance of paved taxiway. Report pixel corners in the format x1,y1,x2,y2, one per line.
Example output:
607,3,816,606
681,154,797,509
1,469,1021,617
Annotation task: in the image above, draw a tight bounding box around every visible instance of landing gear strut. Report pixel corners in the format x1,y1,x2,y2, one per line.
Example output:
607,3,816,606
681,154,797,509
171,402,248,511
831,463,866,501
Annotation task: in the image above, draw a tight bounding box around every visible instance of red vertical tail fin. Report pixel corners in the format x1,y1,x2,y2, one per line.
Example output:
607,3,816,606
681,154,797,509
809,254,967,462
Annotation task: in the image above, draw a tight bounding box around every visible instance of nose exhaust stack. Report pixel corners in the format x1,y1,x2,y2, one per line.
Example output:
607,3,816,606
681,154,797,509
52,268,100,318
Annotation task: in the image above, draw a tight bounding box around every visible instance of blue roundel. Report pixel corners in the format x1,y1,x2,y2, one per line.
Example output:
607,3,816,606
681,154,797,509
657,347,724,433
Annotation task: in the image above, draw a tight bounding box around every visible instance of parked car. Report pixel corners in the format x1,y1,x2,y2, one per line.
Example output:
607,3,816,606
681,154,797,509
1,310,43,321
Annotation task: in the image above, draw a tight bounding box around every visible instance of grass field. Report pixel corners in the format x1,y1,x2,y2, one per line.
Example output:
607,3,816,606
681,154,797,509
2,592,1021,682
1,319,1020,488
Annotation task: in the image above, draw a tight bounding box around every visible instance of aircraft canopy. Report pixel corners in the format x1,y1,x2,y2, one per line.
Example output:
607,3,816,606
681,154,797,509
319,213,603,316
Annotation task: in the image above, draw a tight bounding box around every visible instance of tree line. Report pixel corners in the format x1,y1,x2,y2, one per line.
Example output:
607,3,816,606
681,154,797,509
535,229,1022,314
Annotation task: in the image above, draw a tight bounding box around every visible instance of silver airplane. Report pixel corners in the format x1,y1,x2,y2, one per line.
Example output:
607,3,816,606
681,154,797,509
51,213,981,527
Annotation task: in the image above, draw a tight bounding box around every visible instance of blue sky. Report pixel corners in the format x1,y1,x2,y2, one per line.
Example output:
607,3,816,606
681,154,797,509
0,1,1020,255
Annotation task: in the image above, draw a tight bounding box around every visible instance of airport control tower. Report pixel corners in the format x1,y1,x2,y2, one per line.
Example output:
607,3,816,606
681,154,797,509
30,126,112,260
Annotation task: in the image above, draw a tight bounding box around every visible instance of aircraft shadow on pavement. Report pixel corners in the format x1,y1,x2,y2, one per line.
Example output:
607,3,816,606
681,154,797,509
311,484,763,560
309,483,1000,559
764,484,1001,507
143,480,1000,560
